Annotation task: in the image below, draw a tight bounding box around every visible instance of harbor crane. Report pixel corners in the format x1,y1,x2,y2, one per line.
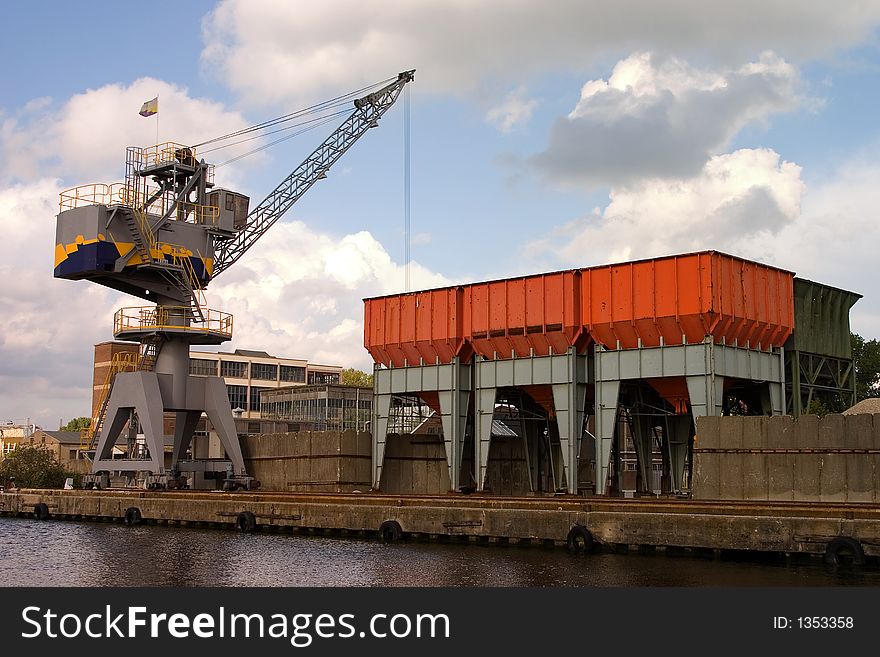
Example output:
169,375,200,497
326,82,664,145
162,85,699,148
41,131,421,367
54,70,415,489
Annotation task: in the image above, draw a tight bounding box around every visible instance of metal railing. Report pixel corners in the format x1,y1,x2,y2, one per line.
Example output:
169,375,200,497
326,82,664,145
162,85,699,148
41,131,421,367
61,141,217,221
138,142,216,180
141,141,199,168
59,182,128,212
114,305,233,338
59,180,219,225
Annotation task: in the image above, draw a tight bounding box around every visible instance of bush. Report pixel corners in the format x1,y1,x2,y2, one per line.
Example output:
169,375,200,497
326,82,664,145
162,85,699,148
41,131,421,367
0,445,72,488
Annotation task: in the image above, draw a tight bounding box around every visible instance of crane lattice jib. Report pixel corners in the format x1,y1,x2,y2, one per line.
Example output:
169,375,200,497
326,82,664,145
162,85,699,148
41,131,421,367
212,70,415,277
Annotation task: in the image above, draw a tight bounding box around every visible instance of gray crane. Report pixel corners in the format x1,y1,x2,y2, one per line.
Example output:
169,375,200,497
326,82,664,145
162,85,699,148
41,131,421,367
53,70,415,489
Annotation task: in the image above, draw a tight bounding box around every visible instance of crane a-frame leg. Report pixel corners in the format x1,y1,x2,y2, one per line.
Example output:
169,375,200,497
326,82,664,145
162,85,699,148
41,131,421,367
91,370,247,477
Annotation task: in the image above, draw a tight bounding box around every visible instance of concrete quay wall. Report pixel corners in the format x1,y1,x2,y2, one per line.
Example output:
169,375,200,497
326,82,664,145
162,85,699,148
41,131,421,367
2,489,879,560
694,415,880,503
240,430,371,493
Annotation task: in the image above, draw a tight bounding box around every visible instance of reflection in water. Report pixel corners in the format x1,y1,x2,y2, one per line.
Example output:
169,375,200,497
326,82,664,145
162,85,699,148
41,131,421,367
1,516,876,587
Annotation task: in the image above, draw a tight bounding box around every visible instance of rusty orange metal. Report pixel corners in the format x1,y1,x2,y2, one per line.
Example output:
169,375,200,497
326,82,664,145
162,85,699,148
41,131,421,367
582,252,794,349
363,251,796,366
462,270,584,359
363,287,465,368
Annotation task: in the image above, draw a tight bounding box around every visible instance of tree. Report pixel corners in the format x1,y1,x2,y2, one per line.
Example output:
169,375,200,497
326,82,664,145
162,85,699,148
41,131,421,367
60,417,91,432
851,333,880,402
341,368,374,387
0,445,71,488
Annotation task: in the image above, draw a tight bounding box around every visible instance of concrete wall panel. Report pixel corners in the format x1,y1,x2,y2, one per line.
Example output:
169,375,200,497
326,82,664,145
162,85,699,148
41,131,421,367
743,452,767,500
794,452,821,501
767,452,794,502
768,415,794,449
696,416,721,449
795,414,819,448
846,452,874,503
846,414,874,450
718,451,744,501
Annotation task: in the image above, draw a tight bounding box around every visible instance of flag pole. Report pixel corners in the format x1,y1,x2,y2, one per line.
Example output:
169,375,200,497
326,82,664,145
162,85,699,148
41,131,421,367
155,96,159,145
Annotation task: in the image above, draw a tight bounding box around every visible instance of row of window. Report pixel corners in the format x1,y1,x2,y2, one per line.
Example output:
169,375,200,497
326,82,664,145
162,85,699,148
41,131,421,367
189,359,337,384
225,385,276,412
260,397,372,430
308,371,340,384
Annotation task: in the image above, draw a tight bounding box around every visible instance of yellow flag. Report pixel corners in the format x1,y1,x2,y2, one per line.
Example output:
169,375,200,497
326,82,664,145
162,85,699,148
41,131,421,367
139,97,158,117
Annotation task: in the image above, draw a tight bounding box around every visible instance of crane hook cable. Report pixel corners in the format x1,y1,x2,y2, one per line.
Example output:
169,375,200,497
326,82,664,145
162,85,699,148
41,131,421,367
192,75,396,149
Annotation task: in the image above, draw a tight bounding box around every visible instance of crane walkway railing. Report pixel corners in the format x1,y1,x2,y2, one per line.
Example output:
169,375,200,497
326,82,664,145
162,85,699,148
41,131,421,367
113,305,233,338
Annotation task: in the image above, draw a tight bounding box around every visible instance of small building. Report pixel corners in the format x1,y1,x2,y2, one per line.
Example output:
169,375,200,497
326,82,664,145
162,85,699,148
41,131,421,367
0,422,35,459
260,384,373,432
22,430,91,474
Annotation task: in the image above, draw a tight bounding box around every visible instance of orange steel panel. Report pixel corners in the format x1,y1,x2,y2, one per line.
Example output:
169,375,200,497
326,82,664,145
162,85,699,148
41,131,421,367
583,252,794,349
364,288,465,367
365,251,794,367
646,377,690,414
464,271,584,360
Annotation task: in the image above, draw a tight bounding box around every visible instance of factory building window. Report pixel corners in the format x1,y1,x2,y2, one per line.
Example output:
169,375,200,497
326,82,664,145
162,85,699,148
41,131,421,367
251,363,278,381
249,386,272,410
280,365,306,383
189,358,217,376
220,360,248,379
2,443,16,455
226,385,248,411
308,371,340,385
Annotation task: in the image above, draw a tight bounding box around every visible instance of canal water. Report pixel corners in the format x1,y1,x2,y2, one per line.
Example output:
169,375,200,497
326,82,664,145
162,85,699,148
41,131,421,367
1,516,877,587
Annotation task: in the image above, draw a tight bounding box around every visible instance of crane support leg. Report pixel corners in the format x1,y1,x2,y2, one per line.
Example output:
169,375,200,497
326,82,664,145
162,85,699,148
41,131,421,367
93,371,166,473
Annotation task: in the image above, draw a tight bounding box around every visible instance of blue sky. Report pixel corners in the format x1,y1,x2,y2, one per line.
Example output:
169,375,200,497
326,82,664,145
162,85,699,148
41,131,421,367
3,1,880,427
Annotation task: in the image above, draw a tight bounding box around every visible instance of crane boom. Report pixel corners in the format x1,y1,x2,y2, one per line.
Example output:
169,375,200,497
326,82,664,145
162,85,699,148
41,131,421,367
212,70,415,277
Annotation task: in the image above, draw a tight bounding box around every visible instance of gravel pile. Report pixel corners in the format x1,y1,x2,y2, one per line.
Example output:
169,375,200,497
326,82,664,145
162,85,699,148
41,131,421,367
842,398,880,415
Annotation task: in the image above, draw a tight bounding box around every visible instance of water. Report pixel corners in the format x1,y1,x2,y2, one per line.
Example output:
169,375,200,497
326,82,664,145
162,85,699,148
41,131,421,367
1,516,877,587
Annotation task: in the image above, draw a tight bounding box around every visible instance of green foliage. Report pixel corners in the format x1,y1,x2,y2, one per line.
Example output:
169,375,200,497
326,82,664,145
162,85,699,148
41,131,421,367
340,368,374,387
0,445,71,488
60,417,91,432
806,399,830,417
851,333,880,402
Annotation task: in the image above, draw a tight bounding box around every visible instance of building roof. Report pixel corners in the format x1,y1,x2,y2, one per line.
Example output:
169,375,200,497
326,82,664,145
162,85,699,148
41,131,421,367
39,430,82,445
233,349,273,358
272,383,372,393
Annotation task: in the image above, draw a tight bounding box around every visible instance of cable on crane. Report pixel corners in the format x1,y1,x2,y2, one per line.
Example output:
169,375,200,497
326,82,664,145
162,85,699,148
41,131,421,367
214,112,347,169
202,108,351,156
404,83,411,292
192,75,396,149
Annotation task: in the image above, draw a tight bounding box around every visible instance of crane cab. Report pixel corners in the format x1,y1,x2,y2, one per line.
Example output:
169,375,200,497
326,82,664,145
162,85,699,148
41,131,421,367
207,188,250,236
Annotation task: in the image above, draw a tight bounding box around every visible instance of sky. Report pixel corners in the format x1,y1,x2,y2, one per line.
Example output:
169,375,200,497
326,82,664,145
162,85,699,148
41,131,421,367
2,0,880,428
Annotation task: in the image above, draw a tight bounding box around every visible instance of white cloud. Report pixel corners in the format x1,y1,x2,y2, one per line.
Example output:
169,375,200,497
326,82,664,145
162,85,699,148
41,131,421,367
525,145,880,339
201,0,880,107
209,221,451,370
769,155,880,338
528,148,804,264
485,87,538,133
0,78,254,186
532,51,804,187
0,180,126,428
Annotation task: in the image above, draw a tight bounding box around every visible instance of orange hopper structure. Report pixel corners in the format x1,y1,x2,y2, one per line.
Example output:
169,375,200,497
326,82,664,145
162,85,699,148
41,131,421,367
364,251,795,365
